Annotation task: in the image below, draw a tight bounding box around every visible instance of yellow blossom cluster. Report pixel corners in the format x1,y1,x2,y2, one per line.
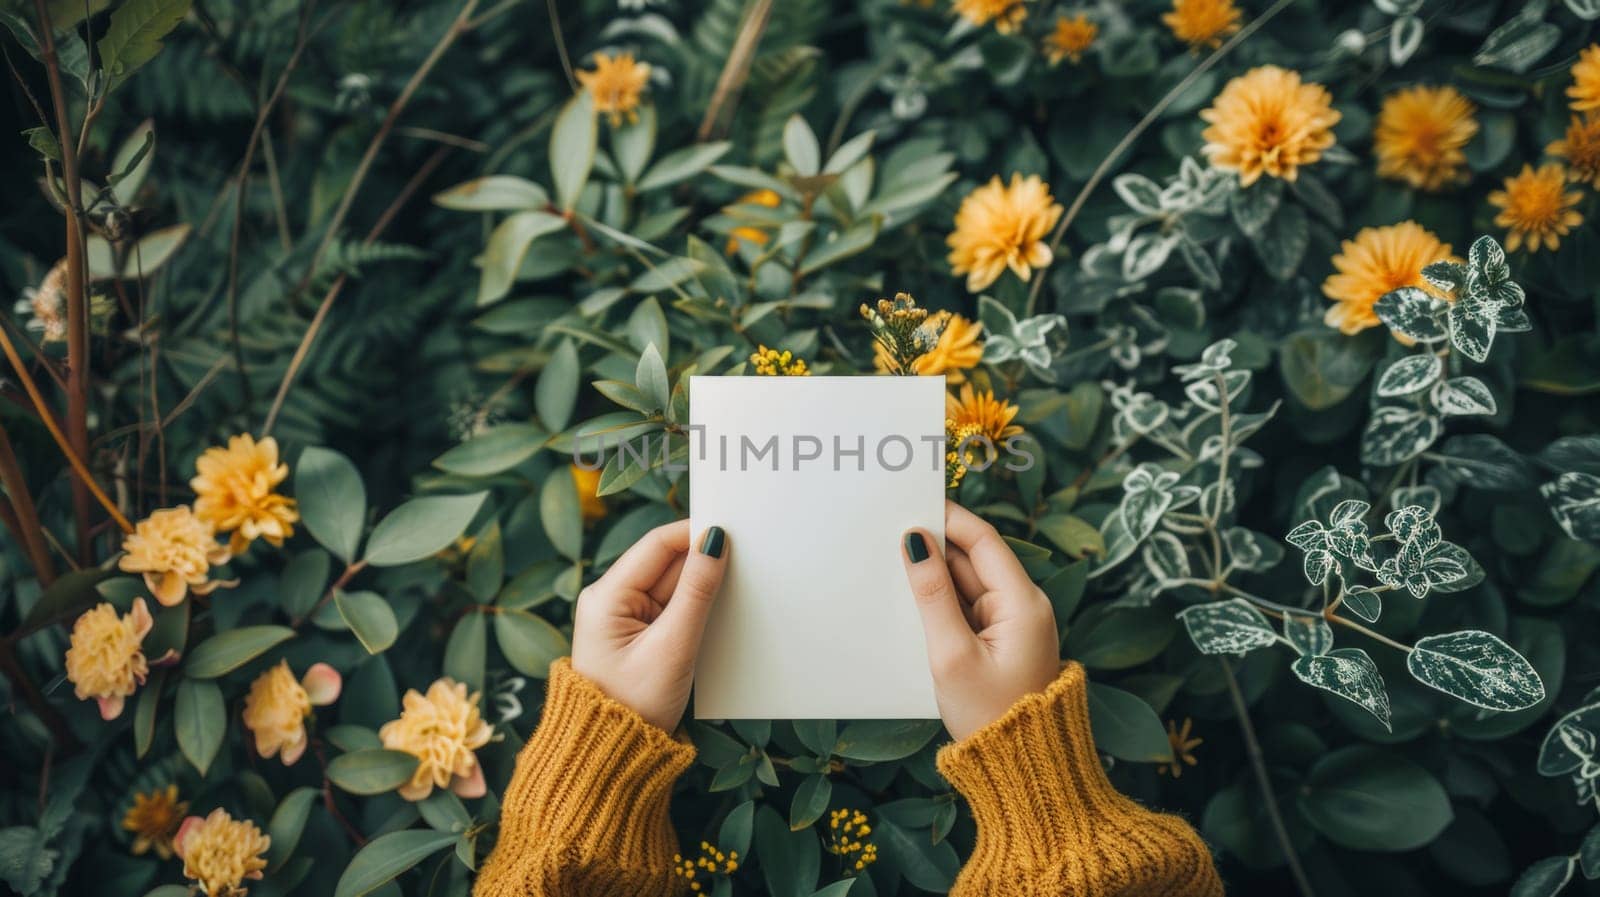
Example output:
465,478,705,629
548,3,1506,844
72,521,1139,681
951,0,1027,34
577,51,651,126
750,345,811,376
118,505,232,607
379,678,494,801
174,808,270,897
872,310,983,383
825,808,879,873
1373,85,1479,192
672,841,739,893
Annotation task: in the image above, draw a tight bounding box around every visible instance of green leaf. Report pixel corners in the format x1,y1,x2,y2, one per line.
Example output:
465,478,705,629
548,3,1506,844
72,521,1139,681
629,256,704,294
443,611,488,691
363,492,488,566
281,549,331,620
186,626,295,678
96,0,192,92
788,774,831,830
326,749,420,795
296,447,367,563
799,219,879,275
1375,287,1447,342
1376,354,1442,398
477,210,567,305
267,787,318,870
1407,630,1546,711
1177,599,1277,656
611,103,656,184
174,679,225,775
833,720,941,761
1251,202,1308,281
1297,746,1453,851
432,425,547,477
1361,407,1440,467
1228,179,1281,235
1086,682,1173,762
18,565,116,636
754,805,820,897
1279,329,1379,410
635,343,670,411
1474,14,1561,72
432,176,548,211
336,591,399,654
334,829,458,897
536,340,581,431
1035,514,1105,559
1510,856,1576,897
550,92,596,209
782,115,821,176
719,800,756,857
539,470,583,560
876,817,960,892
1291,648,1391,730
134,668,165,758
1065,604,1176,668
494,610,569,678
637,142,732,192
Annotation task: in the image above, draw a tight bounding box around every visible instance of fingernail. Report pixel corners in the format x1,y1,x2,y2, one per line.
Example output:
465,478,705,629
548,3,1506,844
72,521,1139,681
905,532,929,563
700,526,726,559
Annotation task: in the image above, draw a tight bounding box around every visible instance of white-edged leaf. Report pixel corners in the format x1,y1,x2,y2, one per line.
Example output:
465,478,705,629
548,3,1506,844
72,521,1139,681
1177,599,1278,655
1407,630,1546,711
1293,648,1391,730
1376,354,1442,397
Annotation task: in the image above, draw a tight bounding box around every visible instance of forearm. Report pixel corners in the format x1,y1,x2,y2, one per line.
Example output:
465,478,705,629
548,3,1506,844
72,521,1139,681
937,663,1223,897
474,659,693,897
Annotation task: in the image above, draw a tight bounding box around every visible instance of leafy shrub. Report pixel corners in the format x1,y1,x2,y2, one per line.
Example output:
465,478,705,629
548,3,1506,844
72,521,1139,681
1,1,1598,896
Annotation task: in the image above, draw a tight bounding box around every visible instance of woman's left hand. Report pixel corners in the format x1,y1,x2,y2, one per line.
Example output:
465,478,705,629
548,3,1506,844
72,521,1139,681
570,520,729,732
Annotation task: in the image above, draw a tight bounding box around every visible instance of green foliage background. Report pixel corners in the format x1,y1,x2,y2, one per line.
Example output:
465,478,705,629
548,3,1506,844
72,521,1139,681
1,0,1599,896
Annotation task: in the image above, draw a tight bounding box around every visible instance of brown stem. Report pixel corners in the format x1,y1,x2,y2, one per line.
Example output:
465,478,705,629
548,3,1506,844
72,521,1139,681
31,0,94,562
1218,657,1314,897
696,0,774,142
0,637,77,750
0,424,56,584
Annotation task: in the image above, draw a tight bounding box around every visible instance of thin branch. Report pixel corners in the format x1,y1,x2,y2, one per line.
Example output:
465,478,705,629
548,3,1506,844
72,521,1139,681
1023,0,1298,316
696,0,773,142
544,0,576,91
1219,657,1315,897
0,425,55,584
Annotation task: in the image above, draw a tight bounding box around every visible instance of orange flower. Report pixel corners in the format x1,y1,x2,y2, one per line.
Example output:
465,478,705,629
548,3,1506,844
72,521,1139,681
1200,66,1340,186
1548,113,1600,187
723,189,782,255
1568,44,1600,112
1043,13,1096,65
1163,0,1240,50
1322,222,1455,336
946,174,1063,292
1156,718,1203,777
952,0,1027,33
1373,85,1478,191
174,808,270,897
576,52,651,126
945,384,1022,442
1488,164,1585,253
123,785,188,859
570,463,607,522
191,434,298,554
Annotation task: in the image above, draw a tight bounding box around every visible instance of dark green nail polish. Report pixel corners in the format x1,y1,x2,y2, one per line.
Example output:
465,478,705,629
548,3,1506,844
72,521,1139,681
701,526,726,558
905,532,929,563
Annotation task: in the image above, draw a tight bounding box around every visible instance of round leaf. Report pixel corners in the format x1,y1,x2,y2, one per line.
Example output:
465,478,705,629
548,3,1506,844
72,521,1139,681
296,447,367,563
336,591,399,654
1297,746,1453,851
326,749,420,795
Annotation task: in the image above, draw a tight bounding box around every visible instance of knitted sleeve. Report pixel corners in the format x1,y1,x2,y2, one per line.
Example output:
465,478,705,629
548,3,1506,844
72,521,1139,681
935,662,1224,897
473,658,693,897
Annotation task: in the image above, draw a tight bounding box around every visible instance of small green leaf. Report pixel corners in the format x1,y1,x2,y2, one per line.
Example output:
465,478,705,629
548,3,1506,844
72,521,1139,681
536,340,581,431
363,492,488,567
788,774,832,830
477,211,567,305
174,679,225,775
833,720,940,761
494,610,569,678
1298,745,1452,851
1292,648,1391,730
334,829,458,897
1086,682,1173,763
296,447,367,563
97,0,192,92
336,591,399,654
1177,599,1277,656
185,626,295,678
550,92,597,210
432,425,547,477
539,471,583,560
433,176,548,211
782,115,821,176
326,749,419,795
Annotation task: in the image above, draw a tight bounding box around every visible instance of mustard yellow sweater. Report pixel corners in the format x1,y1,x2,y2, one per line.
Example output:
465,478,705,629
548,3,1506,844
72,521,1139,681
475,659,1223,897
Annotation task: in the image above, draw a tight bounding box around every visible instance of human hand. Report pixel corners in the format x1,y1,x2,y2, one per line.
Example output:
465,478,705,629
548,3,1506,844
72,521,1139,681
571,521,729,732
901,501,1060,741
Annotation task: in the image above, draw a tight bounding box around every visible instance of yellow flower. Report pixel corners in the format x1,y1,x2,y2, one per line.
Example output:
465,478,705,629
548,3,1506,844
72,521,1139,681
674,842,740,893
1163,0,1240,50
945,420,985,490
123,784,188,859
1199,66,1340,187
119,505,233,607
952,0,1027,33
1373,85,1478,192
873,312,984,384
825,809,879,873
174,808,270,897
242,660,341,765
577,51,651,126
1043,13,1096,65
723,189,782,255
1488,163,1585,253
1157,718,1203,778
64,599,152,720
1568,44,1600,112
1322,222,1455,337
946,384,1023,443
570,463,607,522
379,678,494,801
1548,113,1600,187
946,174,1063,293
749,345,811,376
191,434,298,555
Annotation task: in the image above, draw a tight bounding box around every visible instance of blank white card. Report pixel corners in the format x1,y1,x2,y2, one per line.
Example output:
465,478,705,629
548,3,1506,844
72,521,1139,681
690,375,944,719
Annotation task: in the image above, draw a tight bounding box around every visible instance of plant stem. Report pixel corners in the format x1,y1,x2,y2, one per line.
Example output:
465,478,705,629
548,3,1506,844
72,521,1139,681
0,637,76,749
0,424,55,584
1023,0,1298,316
1325,614,1412,653
31,0,95,562
1218,657,1315,897
697,0,774,142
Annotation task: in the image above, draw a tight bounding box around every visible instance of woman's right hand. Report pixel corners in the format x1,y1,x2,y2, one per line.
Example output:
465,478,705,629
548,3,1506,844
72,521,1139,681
900,501,1060,741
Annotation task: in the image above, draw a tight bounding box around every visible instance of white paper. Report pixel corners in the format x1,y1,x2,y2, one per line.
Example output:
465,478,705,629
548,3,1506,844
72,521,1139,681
690,375,944,719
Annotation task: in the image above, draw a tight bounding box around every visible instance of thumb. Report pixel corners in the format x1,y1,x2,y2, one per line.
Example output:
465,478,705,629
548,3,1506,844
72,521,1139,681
656,526,730,651
901,530,974,665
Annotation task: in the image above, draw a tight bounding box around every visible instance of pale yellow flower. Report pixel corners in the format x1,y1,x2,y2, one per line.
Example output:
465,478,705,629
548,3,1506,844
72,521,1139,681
379,678,493,801
570,463,607,523
64,599,152,720
242,660,341,765
1568,44,1600,112
1373,85,1478,192
1322,222,1455,337
191,434,298,554
577,51,651,126
946,174,1063,293
118,505,232,607
952,0,1027,33
946,384,1023,442
1488,164,1585,253
1200,66,1340,186
1163,0,1240,50
1548,113,1600,187
174,808,270,897
1043,13,1096,65
123,784,188,859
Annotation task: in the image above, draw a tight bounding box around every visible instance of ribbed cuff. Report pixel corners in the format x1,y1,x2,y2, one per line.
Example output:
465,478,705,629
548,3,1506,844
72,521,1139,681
497,658,695,865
